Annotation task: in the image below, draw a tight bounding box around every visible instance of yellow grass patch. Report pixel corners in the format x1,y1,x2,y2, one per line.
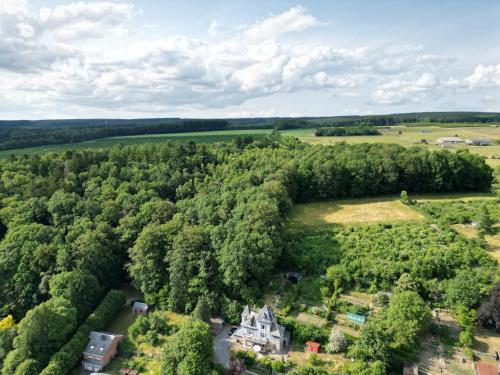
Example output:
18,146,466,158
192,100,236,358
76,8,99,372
453,224,500,263
295,312,328,327
288,198,425,227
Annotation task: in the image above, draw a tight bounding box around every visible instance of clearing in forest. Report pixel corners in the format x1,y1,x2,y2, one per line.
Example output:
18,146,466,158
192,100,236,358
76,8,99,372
288,198,425,227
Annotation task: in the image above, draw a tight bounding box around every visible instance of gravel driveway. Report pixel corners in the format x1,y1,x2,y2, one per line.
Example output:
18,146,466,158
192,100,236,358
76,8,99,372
213,324,233,368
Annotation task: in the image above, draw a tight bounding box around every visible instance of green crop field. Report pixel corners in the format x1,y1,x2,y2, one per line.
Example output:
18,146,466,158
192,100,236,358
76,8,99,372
0,129,272,159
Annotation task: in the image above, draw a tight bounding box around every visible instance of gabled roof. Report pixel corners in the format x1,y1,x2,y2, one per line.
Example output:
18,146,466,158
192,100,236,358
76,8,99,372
258,305,274,323
133,302,148,310
242,305,250,317
83,331,122,357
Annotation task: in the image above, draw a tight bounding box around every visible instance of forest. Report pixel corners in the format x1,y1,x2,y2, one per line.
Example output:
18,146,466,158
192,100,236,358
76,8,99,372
315,127,381,137
0,119,229,151
0,136,495,374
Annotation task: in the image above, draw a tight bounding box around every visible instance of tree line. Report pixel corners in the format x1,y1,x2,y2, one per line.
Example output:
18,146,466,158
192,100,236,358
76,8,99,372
315,127,382,136
0,119,229,151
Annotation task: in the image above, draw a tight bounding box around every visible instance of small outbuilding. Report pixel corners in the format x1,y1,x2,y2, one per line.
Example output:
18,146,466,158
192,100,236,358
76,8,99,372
132,301,149,315
466,138,492,146
305,341,320,353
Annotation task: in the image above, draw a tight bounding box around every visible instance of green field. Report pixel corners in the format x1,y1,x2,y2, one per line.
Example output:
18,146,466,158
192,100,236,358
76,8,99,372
283,125,500,169
0,129,272,158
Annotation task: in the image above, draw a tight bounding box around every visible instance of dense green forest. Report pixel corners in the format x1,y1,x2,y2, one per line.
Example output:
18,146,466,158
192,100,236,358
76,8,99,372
0,119,229,151
1,111,499,152
0,136,495,374
315,127,382,136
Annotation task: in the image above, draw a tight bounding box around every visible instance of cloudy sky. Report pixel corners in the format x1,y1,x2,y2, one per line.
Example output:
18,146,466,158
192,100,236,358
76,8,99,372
1,0,500,119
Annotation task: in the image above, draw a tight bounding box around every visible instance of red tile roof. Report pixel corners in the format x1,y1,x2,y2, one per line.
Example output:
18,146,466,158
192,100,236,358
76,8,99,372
476,361,498,375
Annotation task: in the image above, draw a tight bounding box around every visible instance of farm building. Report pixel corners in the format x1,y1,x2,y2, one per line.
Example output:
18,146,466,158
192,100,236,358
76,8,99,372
81,331,123,372
132,301,149,315
305,341,320,353
465,138,492,146
232,305,290,353
436,137,464,148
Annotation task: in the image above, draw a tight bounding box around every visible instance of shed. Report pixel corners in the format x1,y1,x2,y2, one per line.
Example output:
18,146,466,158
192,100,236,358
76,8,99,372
347,312,366,324
120,369,139,375
475,361,498,375
305,341,320,353
132,301,149,315
466,138,492,146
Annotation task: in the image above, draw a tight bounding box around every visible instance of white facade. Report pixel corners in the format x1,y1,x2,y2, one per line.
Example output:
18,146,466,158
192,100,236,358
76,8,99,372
232,305,289,353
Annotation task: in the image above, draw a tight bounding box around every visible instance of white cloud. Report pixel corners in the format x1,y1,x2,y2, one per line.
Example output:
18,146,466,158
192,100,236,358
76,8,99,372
38,1,134,41
372,73,441,105
208,21,218,37
1,2,491,117
244,5,318,40
465,63,500,88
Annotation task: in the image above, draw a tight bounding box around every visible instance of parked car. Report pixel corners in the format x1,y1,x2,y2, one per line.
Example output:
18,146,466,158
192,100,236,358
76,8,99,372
228,326,238,336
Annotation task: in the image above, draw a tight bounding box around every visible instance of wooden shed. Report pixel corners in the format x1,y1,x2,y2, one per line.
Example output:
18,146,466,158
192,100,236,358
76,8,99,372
305,341,320,353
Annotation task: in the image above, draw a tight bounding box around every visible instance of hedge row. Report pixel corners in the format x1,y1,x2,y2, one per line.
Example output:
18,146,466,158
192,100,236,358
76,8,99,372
40,290,126,375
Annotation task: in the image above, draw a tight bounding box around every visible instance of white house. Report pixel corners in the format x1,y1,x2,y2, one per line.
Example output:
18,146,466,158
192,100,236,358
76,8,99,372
232,305,289,353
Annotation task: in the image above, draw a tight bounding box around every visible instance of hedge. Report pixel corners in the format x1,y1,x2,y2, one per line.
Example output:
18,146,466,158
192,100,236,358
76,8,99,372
39,290,126,375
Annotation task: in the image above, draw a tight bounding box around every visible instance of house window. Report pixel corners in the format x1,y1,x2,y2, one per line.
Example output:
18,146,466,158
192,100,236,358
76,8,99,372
261,333,265,338
261,325,264,330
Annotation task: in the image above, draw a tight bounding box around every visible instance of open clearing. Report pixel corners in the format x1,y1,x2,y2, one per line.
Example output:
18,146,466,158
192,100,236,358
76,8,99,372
288,197,425,227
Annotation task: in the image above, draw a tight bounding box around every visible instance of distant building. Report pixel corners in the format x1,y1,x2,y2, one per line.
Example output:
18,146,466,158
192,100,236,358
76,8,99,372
475,361,499,375
232,305,290,353
81,331,123,372
465,138,492,146
132,301,149,315
305,341,320,353
436,137,464,148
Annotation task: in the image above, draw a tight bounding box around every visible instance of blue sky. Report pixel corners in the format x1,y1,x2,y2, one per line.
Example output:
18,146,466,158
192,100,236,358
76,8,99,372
1,0,500,119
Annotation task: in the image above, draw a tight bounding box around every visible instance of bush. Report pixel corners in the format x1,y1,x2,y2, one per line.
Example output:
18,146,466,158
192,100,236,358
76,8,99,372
39,290,125,375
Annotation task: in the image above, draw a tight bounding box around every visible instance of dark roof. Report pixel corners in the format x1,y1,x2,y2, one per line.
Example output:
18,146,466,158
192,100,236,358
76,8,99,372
83,331,122,357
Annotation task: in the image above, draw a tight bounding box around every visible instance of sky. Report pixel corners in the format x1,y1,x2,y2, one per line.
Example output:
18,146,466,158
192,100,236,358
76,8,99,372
1,0,500,119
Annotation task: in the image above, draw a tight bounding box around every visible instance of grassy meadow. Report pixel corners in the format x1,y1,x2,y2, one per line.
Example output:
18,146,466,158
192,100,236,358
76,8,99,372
287,192,496,228
283,125,500,169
